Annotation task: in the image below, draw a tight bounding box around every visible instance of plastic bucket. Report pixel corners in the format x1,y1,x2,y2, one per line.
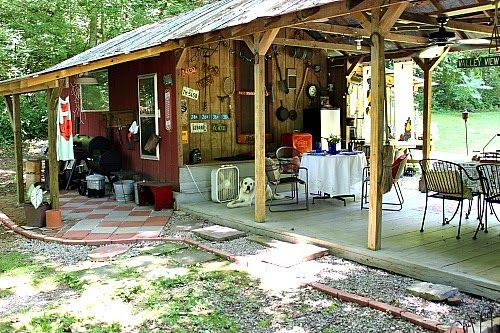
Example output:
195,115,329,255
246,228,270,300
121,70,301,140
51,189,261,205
114,180,134,202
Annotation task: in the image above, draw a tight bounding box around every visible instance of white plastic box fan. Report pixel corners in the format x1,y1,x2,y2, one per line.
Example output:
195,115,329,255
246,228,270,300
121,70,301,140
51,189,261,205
211,165,239,203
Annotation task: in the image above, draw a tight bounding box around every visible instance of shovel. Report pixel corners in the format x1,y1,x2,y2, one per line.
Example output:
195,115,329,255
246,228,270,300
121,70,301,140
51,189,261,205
273,50,289,94
289,66,310,118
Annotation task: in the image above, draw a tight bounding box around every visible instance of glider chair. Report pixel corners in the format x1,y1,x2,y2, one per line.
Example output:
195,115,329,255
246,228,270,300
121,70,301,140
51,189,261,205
361,152,408,211
419,159,479,239
475,163,500,239
266,147,309,212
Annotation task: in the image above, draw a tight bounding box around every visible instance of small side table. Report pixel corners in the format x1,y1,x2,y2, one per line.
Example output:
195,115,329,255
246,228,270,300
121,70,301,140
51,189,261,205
136,181,173,211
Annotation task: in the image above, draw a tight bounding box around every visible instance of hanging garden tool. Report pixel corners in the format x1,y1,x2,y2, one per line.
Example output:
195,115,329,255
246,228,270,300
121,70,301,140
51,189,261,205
273,46,289,94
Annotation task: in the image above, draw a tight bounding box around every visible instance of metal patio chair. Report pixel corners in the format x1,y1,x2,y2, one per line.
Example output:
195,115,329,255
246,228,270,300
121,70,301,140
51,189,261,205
267,146,309,212
419,159,479,239
475,163,500,239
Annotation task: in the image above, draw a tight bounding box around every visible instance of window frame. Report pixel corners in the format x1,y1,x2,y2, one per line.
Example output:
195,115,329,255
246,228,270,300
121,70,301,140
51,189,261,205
138,73,160,160
79,70,110,113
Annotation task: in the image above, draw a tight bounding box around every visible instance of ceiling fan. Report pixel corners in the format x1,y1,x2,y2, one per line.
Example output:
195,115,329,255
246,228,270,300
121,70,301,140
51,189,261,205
418,15,490,59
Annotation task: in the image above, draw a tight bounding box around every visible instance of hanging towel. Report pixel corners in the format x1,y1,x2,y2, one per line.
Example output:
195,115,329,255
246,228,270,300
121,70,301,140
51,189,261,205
56,96,74,161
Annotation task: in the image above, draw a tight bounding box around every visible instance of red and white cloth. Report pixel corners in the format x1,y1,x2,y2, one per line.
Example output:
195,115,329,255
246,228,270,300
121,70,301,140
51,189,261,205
56,96,74,161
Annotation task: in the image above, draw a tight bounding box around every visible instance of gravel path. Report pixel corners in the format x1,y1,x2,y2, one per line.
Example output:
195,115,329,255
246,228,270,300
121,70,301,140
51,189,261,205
1,210,499,332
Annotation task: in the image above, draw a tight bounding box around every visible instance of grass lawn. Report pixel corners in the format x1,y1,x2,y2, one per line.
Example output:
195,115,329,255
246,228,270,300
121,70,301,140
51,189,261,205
432,111,500,156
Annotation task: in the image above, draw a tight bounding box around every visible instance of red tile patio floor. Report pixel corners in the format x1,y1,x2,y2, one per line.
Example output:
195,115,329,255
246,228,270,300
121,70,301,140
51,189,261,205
42,191,172,241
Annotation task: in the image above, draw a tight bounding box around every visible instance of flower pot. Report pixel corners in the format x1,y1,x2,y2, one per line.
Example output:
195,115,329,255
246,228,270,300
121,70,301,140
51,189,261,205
24,203,50,228
46,209,62,229
328,143,337,155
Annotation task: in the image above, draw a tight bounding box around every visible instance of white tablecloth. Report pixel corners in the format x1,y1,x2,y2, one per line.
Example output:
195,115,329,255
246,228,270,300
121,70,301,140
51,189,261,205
299,153,367,196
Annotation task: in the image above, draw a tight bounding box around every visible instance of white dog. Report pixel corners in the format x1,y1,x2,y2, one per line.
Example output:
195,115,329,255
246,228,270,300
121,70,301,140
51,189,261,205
227,177,284,208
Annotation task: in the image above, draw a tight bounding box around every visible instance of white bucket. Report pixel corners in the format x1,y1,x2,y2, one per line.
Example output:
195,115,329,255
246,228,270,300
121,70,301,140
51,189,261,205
114,180,134,202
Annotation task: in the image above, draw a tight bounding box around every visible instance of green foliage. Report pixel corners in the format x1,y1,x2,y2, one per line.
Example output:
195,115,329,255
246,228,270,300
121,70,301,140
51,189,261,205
0,252,29,273
416,50,500,114
0,322,15,333
0,288,13,298
0,0,212,145
23,313,121,333
115,284,144,302
56,272,86,292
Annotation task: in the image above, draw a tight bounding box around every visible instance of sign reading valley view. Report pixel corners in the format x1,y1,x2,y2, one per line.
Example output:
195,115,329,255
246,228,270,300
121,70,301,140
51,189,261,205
457,55,500,68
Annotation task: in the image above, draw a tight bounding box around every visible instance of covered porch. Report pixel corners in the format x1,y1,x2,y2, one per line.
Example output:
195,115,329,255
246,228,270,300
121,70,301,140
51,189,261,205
178,176,500,301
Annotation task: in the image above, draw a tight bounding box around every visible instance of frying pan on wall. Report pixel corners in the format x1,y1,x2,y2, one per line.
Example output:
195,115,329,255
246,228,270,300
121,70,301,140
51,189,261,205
276,100,289,121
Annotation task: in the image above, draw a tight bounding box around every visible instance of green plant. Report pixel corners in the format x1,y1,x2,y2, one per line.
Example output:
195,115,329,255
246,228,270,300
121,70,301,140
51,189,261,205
110,267,141,279
0,322,15,333
0,288,13,298
115,285,144,302
0,252,30,273
326,134,340,145
27,313,77,332
56,272,86,292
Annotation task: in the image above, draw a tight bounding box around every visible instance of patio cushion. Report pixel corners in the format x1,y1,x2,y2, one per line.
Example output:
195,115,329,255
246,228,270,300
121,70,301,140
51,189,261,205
427,170,473,200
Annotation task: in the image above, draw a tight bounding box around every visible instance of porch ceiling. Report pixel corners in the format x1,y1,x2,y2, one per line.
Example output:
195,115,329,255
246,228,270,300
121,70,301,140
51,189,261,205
0,0,496,96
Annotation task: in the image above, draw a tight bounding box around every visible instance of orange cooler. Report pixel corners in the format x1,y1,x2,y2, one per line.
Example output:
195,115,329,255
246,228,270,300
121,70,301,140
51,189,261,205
281,132,313,153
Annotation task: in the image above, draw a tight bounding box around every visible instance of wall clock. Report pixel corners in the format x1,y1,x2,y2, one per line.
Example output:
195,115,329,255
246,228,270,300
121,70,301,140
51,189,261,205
306,84,319,99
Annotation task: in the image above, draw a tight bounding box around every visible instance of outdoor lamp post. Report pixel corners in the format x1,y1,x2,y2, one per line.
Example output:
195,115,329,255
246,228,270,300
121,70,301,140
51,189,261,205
462,111,469,156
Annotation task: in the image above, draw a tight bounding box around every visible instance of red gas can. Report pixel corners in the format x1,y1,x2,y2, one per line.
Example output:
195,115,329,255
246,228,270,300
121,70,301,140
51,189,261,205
281,132,313,153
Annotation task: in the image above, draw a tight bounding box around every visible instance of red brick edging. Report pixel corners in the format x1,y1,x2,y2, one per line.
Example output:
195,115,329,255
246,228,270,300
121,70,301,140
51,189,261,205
307,282,463,333
0,212,464,333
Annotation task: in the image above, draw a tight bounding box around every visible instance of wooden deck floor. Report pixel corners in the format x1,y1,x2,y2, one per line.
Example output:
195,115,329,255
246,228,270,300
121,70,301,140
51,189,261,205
178,179,500,300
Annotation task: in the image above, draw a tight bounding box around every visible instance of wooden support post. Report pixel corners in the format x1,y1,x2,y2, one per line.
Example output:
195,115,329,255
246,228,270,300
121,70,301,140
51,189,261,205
5,95,24,205
250,28,279,223
422,60,432,160
47,86,63,210
254,53,266,223
367,8,385,251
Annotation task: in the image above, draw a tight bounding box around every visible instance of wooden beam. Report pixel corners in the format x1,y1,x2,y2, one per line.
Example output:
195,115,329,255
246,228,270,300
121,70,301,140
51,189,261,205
257,29,280,55
181,0,407,48
0,41,179,94
47,83,64,210
379,2,409,33
4,95,13,124
5,95,24,205
253,51,266,223
429,46,450,72
242,35,256,52
422,60,432,160
367,8,385,251
352,11,371,29
296,22,429,44
0,80,60,97
346,55,365,79
430,2,495,17
175,48,187,69
273,37,370,53
400,13,492,35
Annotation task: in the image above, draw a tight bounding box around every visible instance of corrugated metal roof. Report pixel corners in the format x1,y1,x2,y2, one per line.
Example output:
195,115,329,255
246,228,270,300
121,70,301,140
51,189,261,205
36,0,337,76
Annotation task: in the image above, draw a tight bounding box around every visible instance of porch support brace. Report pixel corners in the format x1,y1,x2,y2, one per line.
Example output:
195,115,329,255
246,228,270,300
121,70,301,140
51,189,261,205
367,8,385,251
175,48,187,166
4,95,24,205
47,84,64,210
413,50,448,160
247,28,279,223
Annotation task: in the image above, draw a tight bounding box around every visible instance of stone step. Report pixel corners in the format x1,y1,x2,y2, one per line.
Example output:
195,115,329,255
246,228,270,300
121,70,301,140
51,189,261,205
192,225,246,242
88,244,130,261
247,235,293,248
259,243,329,268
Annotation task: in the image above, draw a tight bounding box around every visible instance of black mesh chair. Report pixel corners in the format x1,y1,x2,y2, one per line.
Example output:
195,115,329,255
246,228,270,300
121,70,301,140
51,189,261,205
267,147,309,211
419,159,479,239
475,163,500,239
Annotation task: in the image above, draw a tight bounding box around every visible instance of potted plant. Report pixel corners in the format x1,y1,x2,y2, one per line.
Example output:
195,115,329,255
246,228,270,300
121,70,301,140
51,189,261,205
24,184,51,228
326,134,341,154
